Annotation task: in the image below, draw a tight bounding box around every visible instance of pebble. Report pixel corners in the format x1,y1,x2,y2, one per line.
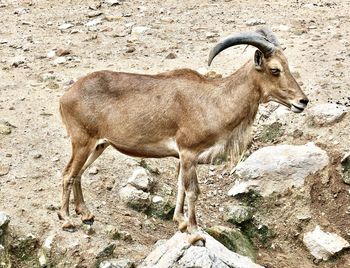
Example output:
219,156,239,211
0,121,12,135
245,19,266,26
85,18,103,27
87,11,103,18
165,52,177,59
58,23,74,30
52,57,67,65
131,26,151,35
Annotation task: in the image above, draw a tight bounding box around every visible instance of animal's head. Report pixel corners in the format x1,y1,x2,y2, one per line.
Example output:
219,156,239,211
208,28,309,113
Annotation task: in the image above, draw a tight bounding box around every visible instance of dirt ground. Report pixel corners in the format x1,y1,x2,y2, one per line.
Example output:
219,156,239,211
1,0,350,267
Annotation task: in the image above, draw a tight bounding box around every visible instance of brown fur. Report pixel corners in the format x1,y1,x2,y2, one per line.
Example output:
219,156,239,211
58,47,308,243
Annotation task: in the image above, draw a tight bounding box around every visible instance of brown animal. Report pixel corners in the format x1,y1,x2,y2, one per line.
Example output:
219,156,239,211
58,28,308,245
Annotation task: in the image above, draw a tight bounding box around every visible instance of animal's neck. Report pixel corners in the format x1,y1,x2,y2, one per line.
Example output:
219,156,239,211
220,62,261,164
219,61,261,132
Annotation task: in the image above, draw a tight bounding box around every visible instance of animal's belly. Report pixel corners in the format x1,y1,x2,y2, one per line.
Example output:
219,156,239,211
108,138,179,159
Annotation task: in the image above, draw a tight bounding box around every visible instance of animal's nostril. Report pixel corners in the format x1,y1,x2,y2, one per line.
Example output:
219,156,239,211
299,99,309,105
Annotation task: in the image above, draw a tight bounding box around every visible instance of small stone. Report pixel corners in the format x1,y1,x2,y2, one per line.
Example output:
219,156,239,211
0,121,11,135
89,166,99,175
99,258,135,268
85,18,103,27
131,26,151,35
32,152,42,159
47,50,56,58
152,196,164,203
165,52,177,59
58,23,74,30
227,205,254,225
96,242,116,258
245,19,266,26
87,11,103,18
56,49,71,57
105,0,121,6
125,47,136,53
0,164,10,176
303,225,350,261
127,167,153,191
52,57,66,65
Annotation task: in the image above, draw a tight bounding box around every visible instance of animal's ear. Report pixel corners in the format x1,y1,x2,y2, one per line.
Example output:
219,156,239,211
254,50,264,71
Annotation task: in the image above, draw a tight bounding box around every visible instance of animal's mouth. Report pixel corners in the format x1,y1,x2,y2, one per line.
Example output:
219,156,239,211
291,104,305,113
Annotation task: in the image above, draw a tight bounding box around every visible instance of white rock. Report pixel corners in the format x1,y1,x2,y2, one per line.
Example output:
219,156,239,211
127,167,153,191
152,196,164,203
228,143,329,197
303,226,350,261
85,18,102,27
47,50,56,58
307,103,347,126
100,258,134,268
52,57,66,65
141,231,263,268
119,185,150,210
58,23,74,30
131,26,151,35
245,19,266,26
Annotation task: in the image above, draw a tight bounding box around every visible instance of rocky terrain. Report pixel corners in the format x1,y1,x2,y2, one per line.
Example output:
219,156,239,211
1,0,350,267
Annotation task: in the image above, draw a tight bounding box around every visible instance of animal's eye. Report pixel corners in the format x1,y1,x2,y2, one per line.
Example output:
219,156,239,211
270,68,280,76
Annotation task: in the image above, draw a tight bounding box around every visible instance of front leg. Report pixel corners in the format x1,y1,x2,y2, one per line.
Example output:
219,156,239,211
180,151,206,246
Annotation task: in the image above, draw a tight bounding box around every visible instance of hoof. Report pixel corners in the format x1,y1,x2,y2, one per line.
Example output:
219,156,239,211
82,216,94,226
62,221,77,232
188,233,206,246
178,221,188,233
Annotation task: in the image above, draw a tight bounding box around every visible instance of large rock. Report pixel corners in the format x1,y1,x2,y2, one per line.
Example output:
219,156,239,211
303,225,350,261
140,231,263,268
307,103,347,126
119,185,150,211
228,143,329,197
127,167,153,191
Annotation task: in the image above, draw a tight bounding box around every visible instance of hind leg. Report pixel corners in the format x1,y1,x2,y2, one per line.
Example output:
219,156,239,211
73,140,109,224
58,137,96,231
173,163,188,232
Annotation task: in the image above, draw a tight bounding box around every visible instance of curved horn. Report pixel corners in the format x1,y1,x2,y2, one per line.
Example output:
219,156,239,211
208,32,276,66
256,27,280,46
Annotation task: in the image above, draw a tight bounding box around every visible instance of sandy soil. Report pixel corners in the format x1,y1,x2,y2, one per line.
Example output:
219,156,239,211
1,0,350,267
